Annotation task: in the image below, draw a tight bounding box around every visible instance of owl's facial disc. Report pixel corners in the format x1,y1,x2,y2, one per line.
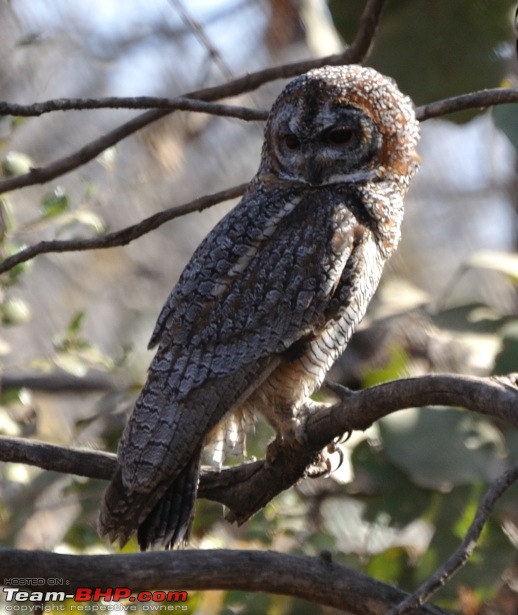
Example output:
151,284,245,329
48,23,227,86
270,104,383,186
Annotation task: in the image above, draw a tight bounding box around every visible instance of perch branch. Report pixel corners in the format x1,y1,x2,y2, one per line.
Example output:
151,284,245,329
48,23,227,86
0,548,449,615
1,374,516,523
0,376,515,614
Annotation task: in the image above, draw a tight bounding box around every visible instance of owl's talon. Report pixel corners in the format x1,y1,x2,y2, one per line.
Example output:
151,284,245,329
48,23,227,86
341,430,353,444
293,423,308,447
265,439,279,468
305,442,345,478
329,442,345,470
325,380,355,401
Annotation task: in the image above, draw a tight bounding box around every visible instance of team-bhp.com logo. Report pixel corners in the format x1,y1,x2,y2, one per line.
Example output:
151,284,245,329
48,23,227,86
3,586,188,611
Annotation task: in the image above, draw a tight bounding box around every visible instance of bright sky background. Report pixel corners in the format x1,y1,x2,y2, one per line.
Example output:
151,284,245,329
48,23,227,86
12,0,264,95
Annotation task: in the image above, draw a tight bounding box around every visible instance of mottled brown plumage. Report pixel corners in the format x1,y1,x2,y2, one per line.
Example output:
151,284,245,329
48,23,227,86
98,65,420,550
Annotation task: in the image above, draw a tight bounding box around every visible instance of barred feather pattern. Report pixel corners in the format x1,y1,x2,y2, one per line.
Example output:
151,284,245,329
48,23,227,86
98,65,420,549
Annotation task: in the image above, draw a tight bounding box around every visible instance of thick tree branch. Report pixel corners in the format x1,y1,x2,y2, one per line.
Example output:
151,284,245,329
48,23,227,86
387,462,518,615
0,0,386,196
0,183,247,275
0,548,449,615
0,377,515,613
1,374,517,523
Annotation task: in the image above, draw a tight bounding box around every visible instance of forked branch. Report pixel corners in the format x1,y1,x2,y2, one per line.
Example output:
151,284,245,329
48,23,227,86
1,373,516,614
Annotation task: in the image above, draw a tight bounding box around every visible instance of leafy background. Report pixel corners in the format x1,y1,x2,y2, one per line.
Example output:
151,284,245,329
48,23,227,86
0,1,517,613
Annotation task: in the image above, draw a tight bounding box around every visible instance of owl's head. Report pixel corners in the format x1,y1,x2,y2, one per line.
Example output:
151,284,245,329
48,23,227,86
260,65,420,187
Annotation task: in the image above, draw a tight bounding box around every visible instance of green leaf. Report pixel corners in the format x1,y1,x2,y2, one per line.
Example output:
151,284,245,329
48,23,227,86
10,116,28,130
362,343,411,387
365,547,407,583
492,321,518,375
96,146,117,171
427,486,514,603
0,196,15,237
72,210,106,235
2,151,33,177
68,311,85,336
54,352,88,377
379,408,506,489
466,250,518,283
0,242,32,286
1,296,31,326
41,187,70,218
0,336,11,356
351,440,432,526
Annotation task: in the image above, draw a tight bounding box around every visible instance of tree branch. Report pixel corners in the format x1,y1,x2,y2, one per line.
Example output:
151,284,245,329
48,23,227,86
0,372,115,392
416,88,518,121
1,374,516,523
5,85,514,124
0,377,515,613
0,0,386,196
0,548,450,615
387,462,518,615
0,96,268,121
1,87,517,277
0,183,248,275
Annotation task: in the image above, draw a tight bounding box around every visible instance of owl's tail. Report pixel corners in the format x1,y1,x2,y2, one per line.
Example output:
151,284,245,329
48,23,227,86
98,451,201,550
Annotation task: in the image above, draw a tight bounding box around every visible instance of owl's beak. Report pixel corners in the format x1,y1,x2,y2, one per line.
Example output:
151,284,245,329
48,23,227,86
304,156,326,185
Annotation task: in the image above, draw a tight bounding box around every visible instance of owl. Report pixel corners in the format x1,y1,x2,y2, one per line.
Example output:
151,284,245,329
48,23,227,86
98,64,420,550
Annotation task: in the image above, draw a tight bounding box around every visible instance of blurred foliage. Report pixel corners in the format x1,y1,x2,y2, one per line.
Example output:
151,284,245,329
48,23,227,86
5,276,513,614
494,101,518,152
329,0,515,115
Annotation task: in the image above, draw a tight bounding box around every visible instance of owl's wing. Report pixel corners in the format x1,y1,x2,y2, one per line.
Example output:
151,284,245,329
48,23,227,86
153,184,356,363
118,183,358,492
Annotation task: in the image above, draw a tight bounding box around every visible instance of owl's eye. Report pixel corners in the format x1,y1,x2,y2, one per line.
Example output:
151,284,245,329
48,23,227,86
325,127,356,146
283,133,301,150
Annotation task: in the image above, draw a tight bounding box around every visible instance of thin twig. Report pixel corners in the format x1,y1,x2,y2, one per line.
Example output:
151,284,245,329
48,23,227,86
0,107,172,195
387,463,518,615
168,0,234,81
3,86,516,123
0,183,247,275
0,0,386,196
0,97,268,121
